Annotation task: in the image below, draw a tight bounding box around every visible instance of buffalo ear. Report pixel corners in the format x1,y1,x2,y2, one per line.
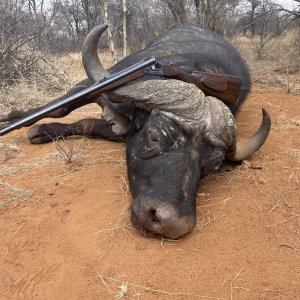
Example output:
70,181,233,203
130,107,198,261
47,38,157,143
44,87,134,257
101,102,131,136
201,147,225,173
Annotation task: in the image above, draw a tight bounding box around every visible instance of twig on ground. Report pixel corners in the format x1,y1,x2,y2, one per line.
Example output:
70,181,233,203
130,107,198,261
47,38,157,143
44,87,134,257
98,273,225,299
230,267,245,300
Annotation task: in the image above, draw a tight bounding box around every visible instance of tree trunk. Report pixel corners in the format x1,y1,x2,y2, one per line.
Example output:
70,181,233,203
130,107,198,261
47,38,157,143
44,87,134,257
164,0,187,24
103,0,117,64
122,0,127,58
194,0,201,25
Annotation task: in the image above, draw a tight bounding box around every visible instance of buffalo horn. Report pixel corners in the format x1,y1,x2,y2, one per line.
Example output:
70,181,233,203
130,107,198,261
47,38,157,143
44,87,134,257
82,24,110,82
226,109,271,161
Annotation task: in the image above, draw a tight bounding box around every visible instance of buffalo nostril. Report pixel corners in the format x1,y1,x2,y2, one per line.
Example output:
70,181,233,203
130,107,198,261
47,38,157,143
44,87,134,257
149,208,159,223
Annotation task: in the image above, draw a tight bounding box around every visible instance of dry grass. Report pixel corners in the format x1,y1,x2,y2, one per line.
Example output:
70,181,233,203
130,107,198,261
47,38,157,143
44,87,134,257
0,52,75,112
231,29,300,93
1,157,46,177
0,82,55,113
232,29,300,67
52,136,89,164
98,272,225,299
94,218,143,262
0,49,114,116
273,111,300,132
0,142,23,161
0,180,33,206
195,190,233,231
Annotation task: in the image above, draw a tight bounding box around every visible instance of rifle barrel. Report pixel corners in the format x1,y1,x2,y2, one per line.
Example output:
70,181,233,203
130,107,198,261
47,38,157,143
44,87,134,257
0,57,157,137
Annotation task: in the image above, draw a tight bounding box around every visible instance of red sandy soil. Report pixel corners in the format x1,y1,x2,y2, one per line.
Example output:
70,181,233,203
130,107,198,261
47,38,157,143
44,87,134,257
0,85,299,299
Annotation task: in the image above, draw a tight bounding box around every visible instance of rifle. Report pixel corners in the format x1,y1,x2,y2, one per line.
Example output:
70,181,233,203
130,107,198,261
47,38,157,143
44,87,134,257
0,56,241,136
149,64,241,106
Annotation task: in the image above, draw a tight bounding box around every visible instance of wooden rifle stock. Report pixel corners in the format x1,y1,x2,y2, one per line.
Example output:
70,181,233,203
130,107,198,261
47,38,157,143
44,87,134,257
160,65,241,105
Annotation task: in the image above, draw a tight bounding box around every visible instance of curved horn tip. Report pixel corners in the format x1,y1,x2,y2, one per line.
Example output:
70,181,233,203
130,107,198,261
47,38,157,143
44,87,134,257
82,24,110,82
261,107,271,123
260,107,272,138
93,24,108,32
228,107,271,161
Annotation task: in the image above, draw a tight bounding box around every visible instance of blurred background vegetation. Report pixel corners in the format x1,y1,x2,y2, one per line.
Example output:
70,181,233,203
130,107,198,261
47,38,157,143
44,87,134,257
0,0,299,102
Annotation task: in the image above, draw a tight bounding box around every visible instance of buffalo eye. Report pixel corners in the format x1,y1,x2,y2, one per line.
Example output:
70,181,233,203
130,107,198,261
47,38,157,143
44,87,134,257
149,133,159,144
202,148,225,172
141,131,162,159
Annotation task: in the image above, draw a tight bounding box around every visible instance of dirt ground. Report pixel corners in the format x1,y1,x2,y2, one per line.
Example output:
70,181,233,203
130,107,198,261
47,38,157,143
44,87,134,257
0,85,299,299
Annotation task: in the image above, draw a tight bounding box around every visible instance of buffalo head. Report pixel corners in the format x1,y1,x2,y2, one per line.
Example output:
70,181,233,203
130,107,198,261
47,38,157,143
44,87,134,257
79,25,271,239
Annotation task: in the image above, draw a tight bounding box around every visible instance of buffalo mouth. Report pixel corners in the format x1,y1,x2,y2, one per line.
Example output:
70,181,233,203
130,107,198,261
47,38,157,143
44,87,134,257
129,198,196,240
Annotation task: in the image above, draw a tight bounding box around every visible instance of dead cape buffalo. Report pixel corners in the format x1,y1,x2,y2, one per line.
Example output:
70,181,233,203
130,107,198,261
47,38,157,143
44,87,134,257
1,24,271,239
